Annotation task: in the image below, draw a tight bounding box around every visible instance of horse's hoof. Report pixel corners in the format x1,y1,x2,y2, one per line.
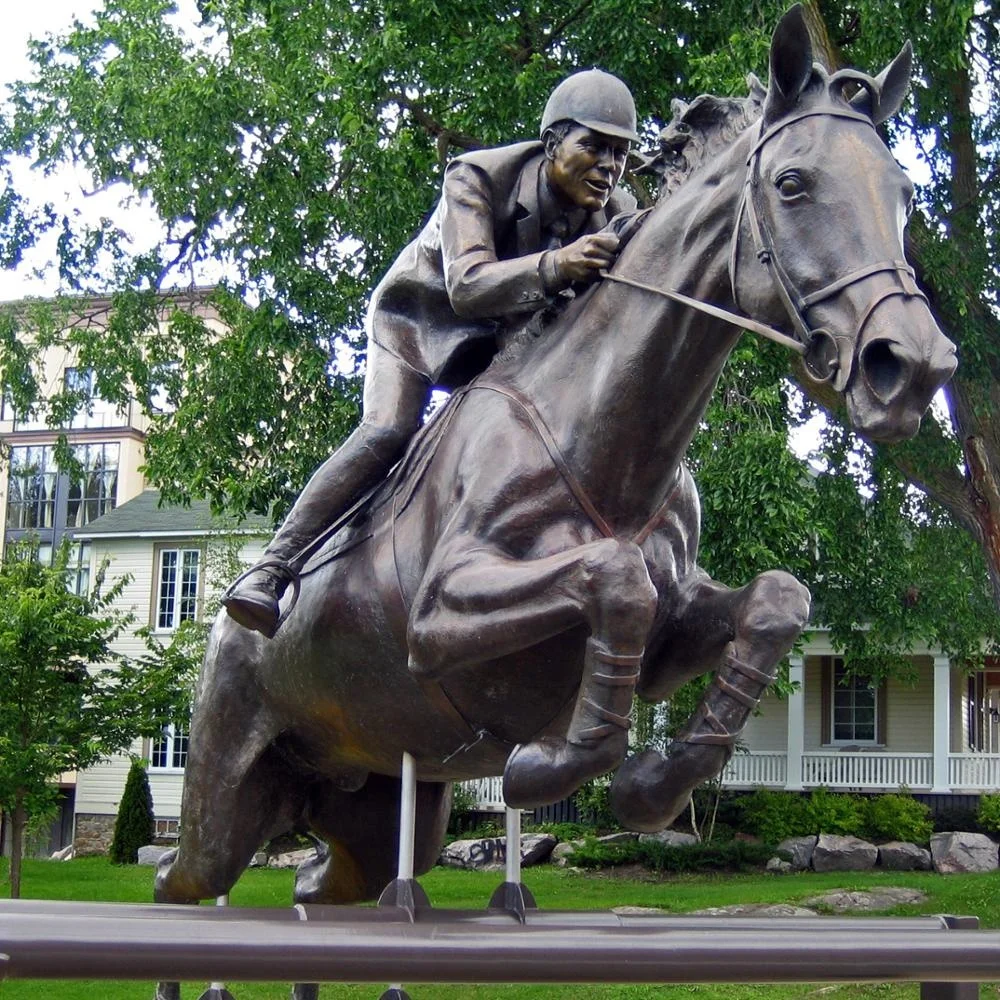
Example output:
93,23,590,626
610,744,728,833
502,736,625,809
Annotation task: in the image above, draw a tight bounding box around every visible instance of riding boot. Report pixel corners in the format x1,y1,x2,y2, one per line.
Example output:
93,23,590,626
610,651,775,832
503,638,641,809
222,423,411,638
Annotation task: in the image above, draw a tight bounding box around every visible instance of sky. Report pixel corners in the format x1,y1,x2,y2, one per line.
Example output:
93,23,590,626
0,1,201,301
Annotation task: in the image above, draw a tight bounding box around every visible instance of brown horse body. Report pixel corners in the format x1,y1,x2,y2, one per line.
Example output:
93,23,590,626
155,7,956,936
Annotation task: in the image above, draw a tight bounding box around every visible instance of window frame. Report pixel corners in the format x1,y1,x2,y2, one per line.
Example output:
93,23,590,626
820,655,887,748
151,543,204,632
149,723,189,773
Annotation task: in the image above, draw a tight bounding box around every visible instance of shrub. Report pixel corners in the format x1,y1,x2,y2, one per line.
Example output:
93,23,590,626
738,789,809,844
447,782,479,835
977,794,1000,835
860,792,933,844
573,777,618,831
804,787,863,837
109,760,155,864
568,837,774,873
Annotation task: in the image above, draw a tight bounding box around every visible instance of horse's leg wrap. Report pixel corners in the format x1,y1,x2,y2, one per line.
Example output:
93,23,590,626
503,638,641,809
610,652,777,833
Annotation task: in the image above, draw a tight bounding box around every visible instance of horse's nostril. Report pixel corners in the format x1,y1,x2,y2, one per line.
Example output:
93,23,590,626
862,339,904,401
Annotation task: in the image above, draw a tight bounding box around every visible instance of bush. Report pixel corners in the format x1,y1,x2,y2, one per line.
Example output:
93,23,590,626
568,837,775,873
860,792,933,844
977,794,1000,835
804,787,863,837
448,782,479,835
573,777,618,831
109,760,155,864
738,789,810,844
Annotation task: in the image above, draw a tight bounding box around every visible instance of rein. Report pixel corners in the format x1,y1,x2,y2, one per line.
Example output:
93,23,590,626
604,105,927,388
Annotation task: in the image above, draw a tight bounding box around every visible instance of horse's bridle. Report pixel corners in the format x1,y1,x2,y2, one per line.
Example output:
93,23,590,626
604,104,927,390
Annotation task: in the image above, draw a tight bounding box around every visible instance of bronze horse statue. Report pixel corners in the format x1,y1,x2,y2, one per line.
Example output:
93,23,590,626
156,5,956,925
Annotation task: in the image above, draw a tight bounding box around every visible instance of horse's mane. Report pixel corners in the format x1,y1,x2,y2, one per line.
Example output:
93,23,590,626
636,75,765,200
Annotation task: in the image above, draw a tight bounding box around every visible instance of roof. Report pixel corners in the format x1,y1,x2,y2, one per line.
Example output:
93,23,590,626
71,489,271,540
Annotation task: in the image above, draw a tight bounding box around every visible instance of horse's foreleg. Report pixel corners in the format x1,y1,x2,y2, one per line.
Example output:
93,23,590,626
408,537,657,808
611,568,810,832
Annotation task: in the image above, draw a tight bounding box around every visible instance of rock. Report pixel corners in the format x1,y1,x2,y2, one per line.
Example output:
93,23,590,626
930,832,999,873
878,841,932,871
50,845,74,861
267,847,318,870
136,845,173,866
597,832,639,845
550,841,583,867
612,905,668,915
248,851,268,868
811,834,878,872
637,830,699,847
802,887,927,912
776,835,817,871
766,857,793,873
438,833,556,870
692,903,816,917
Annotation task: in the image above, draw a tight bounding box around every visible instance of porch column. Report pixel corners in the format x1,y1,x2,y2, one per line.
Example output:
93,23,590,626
785,655,805,791
932,655,952,793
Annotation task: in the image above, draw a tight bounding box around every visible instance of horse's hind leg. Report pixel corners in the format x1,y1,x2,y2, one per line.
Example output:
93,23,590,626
611,568,810,832
296,773,451,905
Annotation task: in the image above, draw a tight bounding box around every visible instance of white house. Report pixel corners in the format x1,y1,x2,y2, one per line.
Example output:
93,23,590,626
67,489,268,853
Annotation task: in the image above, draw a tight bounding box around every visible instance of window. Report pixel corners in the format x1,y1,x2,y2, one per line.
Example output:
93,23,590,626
65,541,92,596
155,547,201,630
6,445,58,529
65,443,119,527
821,656,885,745
64,366,122,429
150,724,189,771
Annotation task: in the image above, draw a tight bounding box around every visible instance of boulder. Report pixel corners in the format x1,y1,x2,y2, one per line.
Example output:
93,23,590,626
802,887,926,912
811,834,878,872
50,844,74,861
878,841,932,871
930,832,999,874
638,830,699,847
136,844,173,866
766,857,793,874
597,831,639,845
550,841,584,867
776,835,817,871
267,847,318,870
438,833,556,870
693,903,816,917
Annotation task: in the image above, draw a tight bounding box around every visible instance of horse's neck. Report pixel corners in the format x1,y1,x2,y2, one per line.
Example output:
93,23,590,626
517,132,751,531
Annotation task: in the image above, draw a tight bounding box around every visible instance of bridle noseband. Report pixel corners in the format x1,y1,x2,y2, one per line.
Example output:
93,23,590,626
733,107,927,389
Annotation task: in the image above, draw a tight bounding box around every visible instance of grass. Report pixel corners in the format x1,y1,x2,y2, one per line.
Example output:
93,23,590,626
2,856,1000,1000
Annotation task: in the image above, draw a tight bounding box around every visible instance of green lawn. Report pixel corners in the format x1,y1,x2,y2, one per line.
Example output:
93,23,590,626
2,856,999,1000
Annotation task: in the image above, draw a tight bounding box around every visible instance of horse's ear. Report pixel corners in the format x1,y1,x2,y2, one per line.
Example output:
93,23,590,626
853,41,912,123
747,72,767,106
764,4,814,120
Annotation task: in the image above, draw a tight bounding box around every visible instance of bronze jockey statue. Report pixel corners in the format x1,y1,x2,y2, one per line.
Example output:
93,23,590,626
223,69,640,638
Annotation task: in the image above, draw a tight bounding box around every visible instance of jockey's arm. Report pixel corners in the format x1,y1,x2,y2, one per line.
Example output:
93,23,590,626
439,160,554,319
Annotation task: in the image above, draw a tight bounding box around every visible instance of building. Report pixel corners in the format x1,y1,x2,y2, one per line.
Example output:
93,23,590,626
67,489,267,854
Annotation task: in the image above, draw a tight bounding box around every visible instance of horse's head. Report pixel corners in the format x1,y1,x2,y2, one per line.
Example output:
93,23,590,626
733,4,956,442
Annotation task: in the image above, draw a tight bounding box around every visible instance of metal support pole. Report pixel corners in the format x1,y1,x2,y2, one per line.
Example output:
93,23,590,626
196,896,236,1000
377,752,430,918
488,806,536,922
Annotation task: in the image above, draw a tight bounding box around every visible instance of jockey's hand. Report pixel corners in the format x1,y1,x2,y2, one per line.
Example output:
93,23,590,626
553,233,621,283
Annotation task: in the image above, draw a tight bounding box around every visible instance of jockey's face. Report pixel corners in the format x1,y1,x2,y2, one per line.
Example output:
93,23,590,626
545,125,630,212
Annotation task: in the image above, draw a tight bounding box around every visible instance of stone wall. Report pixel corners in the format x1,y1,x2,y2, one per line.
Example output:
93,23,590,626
73,813,116,856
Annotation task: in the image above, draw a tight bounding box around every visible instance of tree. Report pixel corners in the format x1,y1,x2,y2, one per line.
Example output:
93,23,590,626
0,541,183,897
0,0,997,668
108,759,155,864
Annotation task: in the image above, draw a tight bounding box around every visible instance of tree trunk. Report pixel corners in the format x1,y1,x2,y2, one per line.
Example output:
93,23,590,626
9,791,26,899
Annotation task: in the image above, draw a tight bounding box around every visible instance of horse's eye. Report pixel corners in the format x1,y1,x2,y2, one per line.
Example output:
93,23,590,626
776,172,804,198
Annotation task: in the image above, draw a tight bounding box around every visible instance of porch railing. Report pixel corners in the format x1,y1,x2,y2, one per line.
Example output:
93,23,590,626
950,753,1000,789
722,751,787,787
800,752,933,789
